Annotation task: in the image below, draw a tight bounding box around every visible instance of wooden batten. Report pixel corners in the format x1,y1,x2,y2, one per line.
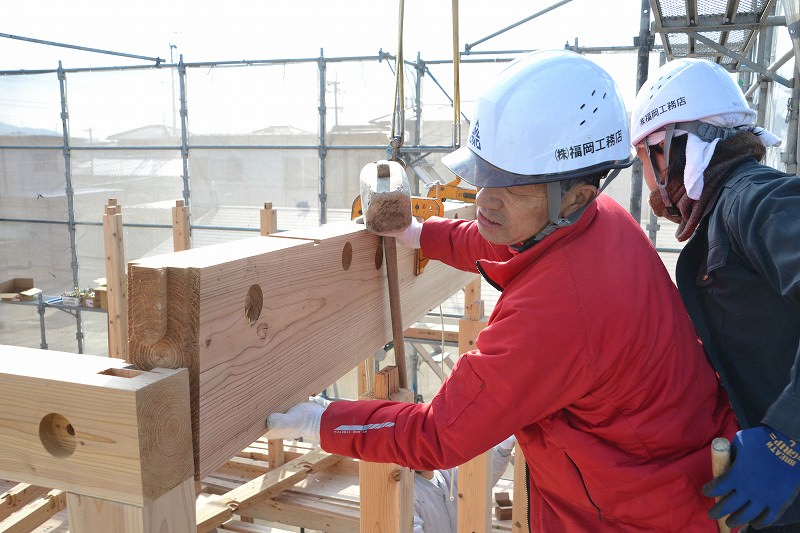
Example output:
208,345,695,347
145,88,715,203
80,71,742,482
0,346,193,508
172,200,191,252
126,204,476,480
103,198,128,359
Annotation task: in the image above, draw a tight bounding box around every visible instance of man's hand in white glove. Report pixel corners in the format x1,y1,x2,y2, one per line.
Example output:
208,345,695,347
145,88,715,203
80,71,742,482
265,396,330,443
374,216,423,249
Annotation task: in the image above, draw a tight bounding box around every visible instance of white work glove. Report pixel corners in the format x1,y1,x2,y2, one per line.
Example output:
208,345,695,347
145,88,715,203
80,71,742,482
374,217,423,249
265,396,330,443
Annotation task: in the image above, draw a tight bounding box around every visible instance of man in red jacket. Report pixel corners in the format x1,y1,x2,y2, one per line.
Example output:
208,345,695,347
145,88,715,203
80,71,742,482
266,50,738,531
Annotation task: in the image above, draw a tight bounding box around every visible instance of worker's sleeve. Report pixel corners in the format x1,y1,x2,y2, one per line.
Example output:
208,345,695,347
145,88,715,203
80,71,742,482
731,177,800,440
319,260,593,470
419,216,512,272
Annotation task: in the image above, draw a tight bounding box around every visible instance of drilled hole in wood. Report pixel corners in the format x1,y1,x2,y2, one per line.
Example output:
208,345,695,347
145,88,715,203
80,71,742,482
98,367,143,378
39,413,77,458
374,244,383,270
245,284,264,325
342,241,353,271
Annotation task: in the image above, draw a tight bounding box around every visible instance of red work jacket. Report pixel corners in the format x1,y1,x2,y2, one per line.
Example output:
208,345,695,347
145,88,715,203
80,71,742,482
321,195,737,531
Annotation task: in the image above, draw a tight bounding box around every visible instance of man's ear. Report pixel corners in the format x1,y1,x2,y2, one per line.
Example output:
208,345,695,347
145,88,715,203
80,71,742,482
560,184,598,218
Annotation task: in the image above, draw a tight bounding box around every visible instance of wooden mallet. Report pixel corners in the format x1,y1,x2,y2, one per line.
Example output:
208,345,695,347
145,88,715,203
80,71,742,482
711,437,732,533
359,160,413,389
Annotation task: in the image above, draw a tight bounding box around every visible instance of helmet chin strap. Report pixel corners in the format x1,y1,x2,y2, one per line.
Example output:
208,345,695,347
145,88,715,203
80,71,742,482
654,123,681,218
511,169,620,253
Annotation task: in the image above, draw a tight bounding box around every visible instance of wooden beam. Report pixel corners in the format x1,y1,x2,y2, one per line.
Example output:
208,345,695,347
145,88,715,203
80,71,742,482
195,448,340,532
0,346,192,507
127,204,476,479
219,519,277,532
403,326,459,345
0,483,49,522
0,489,65,533
243,491,359,533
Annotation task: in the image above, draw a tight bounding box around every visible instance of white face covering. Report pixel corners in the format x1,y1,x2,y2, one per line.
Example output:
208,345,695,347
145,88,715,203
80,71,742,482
645,112,782,200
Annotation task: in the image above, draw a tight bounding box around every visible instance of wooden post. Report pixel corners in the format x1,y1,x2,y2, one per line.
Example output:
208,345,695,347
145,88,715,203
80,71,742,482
103,198,128,359
66,480,195,532
457,276,492,533
0,346,195,532
259,201,279,466
511,441,529,533
260,202,278,236
172,199,191,252
463,277,484,322
359,366,414,533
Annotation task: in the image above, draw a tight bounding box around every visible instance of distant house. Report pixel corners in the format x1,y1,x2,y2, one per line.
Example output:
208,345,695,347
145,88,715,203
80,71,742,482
107,125,181,144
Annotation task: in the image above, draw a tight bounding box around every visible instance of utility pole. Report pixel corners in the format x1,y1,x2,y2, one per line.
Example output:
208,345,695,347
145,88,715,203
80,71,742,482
326,75,344,127
169,44,177,129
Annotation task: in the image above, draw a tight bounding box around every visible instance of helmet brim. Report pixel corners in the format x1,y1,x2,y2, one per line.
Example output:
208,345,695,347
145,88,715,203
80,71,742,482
442,145,634,188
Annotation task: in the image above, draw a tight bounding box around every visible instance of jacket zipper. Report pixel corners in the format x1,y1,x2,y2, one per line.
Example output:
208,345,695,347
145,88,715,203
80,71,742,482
476,261,503,292
566,453,603,522
525,462,532,533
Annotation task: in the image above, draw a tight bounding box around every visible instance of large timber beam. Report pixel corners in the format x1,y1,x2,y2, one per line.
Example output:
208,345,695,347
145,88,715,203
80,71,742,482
0,345,195,531
126,203,477,479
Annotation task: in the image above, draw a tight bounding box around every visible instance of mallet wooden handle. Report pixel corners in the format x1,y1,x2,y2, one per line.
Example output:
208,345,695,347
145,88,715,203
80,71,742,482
711,437,731,533
383,236,408,389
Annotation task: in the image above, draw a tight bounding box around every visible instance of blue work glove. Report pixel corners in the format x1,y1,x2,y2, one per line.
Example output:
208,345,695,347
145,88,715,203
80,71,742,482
703,425,800,529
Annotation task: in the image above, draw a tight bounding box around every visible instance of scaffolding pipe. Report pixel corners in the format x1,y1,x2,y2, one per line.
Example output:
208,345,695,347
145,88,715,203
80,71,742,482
631,0,652,227
56,62,85,354
0,32,163,64
318,49,328,225
177,55,191,208
413,52,424,195
646,52,668,246
755,23,775,127
452,0,461,148
464,0,575,52
781,0,800,72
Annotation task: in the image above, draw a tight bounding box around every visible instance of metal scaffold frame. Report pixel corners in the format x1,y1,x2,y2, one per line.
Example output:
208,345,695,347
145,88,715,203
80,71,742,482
0,0,797,355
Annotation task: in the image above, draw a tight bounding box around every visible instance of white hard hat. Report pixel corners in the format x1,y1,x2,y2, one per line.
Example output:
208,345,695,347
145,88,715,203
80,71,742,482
630,57,755,146
442,50,633,188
